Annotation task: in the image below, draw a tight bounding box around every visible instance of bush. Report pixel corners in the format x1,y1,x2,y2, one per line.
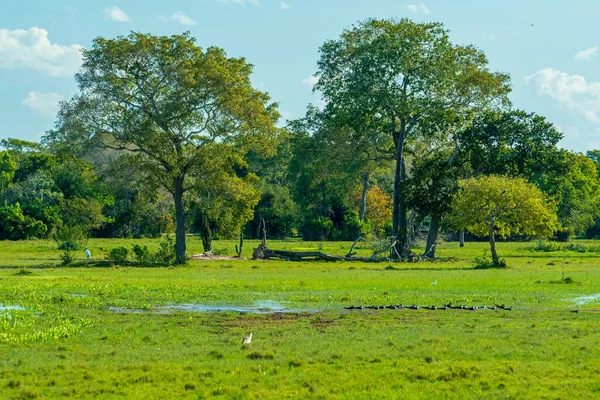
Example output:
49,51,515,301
212,247,228,256
115,242,177,266
565,243,600,253
154,241,176,265
60,250,74,266
131,244,152,264
108,247,129,265
58,240,80,251
473,252,507,269
533,240,562,252
336,212,372,241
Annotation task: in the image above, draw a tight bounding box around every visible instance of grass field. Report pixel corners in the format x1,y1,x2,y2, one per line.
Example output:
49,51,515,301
1,238,599,399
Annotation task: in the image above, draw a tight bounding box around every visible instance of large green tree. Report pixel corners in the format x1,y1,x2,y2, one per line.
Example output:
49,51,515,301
314,18,510,257
188,144,260,252
44,32,279,263
459,111,598,236
0,151,16,191
535,152,600,236
412,109,566,255
459,110,565,178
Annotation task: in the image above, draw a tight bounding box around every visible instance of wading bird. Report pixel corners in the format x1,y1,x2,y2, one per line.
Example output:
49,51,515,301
242,333,252,345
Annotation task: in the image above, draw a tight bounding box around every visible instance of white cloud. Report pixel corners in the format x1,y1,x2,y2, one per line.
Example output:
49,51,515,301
0,27,83,77
170,11,197,25
525,68,600,123
302,75,318,86
103,6,131,22
575,47,598,61
217,0,260,6
279,1,289,9
405,2,429,14
21,91,64,117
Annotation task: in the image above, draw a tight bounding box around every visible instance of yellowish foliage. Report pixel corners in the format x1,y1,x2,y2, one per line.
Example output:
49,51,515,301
449,175,558,238
351,185,392,230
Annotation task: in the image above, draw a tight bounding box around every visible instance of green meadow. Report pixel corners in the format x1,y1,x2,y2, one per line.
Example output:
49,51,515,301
1,238,599,399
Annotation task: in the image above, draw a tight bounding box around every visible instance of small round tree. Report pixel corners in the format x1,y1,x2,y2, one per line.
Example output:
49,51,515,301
449,175,558,266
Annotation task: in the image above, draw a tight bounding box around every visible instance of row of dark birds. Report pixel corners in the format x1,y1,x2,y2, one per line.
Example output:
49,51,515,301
344,303,513,311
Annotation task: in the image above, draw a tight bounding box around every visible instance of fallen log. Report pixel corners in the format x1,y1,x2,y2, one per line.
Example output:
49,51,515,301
251,236,455,263
252,244,389,262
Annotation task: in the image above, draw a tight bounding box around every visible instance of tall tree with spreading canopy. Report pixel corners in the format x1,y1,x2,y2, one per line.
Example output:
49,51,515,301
410,109,565,256
314,18,510,258
449,175,558,266
44,32,279,264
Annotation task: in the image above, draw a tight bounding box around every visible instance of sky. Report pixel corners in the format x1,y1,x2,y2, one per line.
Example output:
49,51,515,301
2,0,600,152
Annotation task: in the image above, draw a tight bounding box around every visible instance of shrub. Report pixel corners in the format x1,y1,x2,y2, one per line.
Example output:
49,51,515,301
565,243,600,253
131,244,152,264
58,240,80,251
533,240,562,252
212,247,228,256
473,252,507,269
108,247,129,265
60,250,74,266
565,243,587,253
14,268,32,276
154,241,176,265
336,211,372,241
128,241,176,266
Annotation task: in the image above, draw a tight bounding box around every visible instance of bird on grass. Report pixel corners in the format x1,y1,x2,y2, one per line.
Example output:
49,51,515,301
242,332,252,345
431,280,438,285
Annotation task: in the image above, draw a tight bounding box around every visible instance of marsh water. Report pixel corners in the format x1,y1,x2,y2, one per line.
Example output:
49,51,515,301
109,300,319,314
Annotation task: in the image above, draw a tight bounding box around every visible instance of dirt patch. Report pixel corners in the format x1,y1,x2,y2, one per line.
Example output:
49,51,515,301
310,317,337,331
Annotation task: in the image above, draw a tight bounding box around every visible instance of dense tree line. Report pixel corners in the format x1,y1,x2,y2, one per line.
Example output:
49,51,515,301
2,19,600,264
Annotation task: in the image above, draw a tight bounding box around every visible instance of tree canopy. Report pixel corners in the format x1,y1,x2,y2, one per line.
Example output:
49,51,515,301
3,22,600,265
449,175,558,266
44,32,279,263
314,18,510,257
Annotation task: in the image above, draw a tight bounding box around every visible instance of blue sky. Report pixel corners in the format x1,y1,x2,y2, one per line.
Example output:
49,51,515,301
2,0,600,152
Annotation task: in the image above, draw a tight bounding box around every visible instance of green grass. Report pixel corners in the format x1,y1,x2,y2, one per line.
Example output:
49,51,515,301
1,238,599,398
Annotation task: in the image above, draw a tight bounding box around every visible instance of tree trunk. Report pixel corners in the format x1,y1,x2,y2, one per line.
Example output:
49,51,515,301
489,214,499,266
199,212,213,253
459,231,465,247
391,117,408,258
173,176,187,264
425,216,440,258
236,228,243,257
359,172,369,220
